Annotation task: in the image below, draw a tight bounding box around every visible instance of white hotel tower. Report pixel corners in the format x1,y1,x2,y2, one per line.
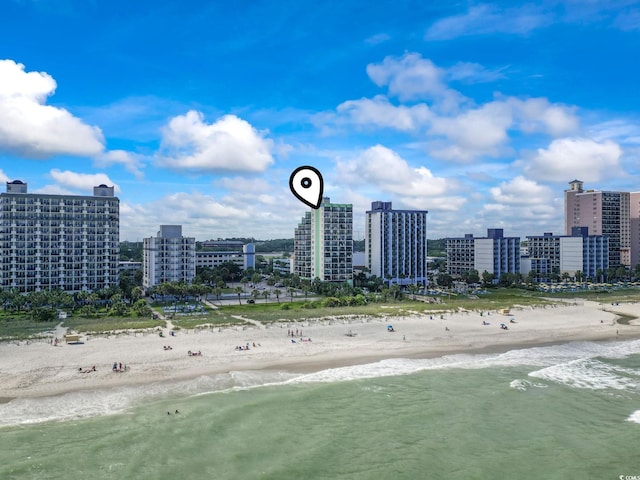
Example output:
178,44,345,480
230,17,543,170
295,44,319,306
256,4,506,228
365,201,429,286
143,225,196,289
0,180,120,292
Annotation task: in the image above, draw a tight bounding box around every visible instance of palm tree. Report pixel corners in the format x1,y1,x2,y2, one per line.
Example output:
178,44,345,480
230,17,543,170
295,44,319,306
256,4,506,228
213,287,223,305
131,286,143,303
273,288,282,303
234,286,243,305
262,290,270,303
251,289,260,303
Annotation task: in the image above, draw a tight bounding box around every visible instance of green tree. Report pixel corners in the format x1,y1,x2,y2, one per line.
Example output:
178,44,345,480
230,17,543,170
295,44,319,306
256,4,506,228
234,286,243,305
133,299,151,317
251,289,260,303
481,271,495,287
131,286,143,303
273,288,282,303
31,306,56,322
109,301,129,316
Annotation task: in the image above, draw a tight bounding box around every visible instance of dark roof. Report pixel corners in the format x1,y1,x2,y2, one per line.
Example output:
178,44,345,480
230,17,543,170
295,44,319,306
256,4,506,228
9,180,24,184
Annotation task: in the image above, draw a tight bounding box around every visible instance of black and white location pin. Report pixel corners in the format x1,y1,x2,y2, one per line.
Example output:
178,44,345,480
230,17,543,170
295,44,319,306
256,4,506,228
289,166,324,209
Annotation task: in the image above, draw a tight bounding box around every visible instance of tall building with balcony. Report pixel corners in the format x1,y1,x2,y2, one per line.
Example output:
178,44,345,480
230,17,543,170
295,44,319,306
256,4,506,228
523,228,608,281
564,180,630,267
446,228,520,279
0,180,120,292
143,225,196,288
292,197,353,283
365,201,428,286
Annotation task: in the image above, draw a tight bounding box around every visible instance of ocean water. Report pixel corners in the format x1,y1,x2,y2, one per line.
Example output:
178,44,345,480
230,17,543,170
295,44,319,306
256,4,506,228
2,340,640,480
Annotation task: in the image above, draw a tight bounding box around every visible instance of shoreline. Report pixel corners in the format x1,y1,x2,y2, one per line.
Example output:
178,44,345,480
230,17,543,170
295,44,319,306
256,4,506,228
1,300,639,402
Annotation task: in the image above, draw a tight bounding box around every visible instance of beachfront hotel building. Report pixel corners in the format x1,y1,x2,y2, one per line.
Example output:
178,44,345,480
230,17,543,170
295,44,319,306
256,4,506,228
0,180,120,292
365,201,428,286
293,197,353,283
195,242,255,271
446,228,520,279
564,180,630,267
143,225,196,289
522,228,609,281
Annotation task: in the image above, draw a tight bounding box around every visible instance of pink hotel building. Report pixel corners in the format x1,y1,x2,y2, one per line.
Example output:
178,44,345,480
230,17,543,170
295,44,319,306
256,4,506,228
564,180,640,268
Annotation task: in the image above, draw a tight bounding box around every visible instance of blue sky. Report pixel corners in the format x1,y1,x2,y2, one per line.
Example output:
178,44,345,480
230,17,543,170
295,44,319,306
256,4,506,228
1,0,640,241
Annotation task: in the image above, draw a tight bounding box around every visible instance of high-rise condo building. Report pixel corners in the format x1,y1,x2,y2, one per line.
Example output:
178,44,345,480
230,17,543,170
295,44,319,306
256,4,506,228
0,180,119,292
293,197,353,283
143,225,196,289
523,228,609,281
446,228,520,279
365,201,428,286
564,180,630,267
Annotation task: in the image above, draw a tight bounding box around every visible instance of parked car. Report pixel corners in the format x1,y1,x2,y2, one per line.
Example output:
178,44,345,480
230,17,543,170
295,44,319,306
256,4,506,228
247,299,255,304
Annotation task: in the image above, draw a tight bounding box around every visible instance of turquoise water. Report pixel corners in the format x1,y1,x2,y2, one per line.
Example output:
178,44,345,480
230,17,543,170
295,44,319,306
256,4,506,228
2,340,640,479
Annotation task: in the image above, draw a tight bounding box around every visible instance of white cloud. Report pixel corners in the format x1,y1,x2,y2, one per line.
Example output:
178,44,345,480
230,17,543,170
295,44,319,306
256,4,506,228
156,111,276,173
489,176,554,205
522,137,624,182
325,54,578,162
366,53,465,110
428,101,513,161
446,62,507,83
427,97,578,162
508,97,579,136
587,119,640,144
32,184,77,196
365,33,391,45
0,169,9,184
335,145,458,198
425,4,551,40
335,95,431,131
118,187,307,241
94,150,145,178
0,59,105,158
49,169,120,194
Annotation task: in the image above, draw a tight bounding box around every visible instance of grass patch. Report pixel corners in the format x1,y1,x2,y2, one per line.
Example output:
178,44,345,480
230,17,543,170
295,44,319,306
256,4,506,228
170,310,248,329
0,317,58,341
63,315,164,334
218,300,432,324
548,288,640,303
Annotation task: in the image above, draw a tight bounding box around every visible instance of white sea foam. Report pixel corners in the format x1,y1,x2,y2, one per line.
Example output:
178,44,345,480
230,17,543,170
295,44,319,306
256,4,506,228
627,409,640,424
3,339,640,427
529,358,639,391
509,379,548,391
0,370,299,427
286,339,640,386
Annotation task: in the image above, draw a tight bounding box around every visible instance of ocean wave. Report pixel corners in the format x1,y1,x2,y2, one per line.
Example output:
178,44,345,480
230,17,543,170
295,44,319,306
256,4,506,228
529,358,639,391
627,409,640,424
3,339,640,427
509,379,548,391
0,370,298,428
285,339,640,386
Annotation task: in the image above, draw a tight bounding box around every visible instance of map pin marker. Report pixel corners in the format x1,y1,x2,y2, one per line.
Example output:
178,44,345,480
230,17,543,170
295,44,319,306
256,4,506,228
289,166,324,209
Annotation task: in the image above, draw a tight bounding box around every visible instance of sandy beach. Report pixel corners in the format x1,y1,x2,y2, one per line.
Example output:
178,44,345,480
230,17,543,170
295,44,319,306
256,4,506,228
1,300,638,400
